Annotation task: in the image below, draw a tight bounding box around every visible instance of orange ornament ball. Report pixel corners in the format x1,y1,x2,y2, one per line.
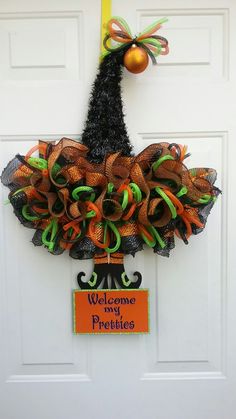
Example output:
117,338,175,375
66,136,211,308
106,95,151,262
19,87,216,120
124,45,149,74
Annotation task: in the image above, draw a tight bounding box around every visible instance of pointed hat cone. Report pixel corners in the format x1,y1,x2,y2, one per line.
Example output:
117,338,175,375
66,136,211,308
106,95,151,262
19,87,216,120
81,53,132,163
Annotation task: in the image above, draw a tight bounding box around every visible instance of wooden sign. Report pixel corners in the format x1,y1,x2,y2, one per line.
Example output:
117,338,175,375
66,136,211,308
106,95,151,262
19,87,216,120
73,289,149,334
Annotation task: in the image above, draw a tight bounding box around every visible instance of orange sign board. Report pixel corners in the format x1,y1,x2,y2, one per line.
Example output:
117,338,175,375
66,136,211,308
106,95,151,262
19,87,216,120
73,289,149,334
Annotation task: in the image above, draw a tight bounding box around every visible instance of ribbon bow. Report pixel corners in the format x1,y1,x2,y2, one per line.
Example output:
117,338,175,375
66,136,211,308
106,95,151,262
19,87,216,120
103,16,169,64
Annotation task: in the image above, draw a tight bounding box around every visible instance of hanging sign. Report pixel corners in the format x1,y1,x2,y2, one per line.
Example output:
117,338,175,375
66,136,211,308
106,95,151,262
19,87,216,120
73,289,149,334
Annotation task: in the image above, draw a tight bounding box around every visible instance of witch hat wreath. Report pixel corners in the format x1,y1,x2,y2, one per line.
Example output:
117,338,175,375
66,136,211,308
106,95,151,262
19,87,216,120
1,17,220,291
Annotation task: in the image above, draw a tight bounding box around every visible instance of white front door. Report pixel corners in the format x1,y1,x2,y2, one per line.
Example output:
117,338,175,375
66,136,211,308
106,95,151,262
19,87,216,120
0,1,235,418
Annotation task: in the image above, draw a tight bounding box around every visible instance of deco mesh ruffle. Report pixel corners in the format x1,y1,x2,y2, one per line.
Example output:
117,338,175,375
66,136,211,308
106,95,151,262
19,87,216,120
1,139,220,259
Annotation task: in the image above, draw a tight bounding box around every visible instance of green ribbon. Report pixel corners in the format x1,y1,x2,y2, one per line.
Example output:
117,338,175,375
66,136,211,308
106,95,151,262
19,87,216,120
129,183,142,203
41,219,58,252
198,194,212,204
22,205,40,221
155,187,177,219
72,186,95,202
152,154,174,171
28,157,47,170
104,220,121,254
